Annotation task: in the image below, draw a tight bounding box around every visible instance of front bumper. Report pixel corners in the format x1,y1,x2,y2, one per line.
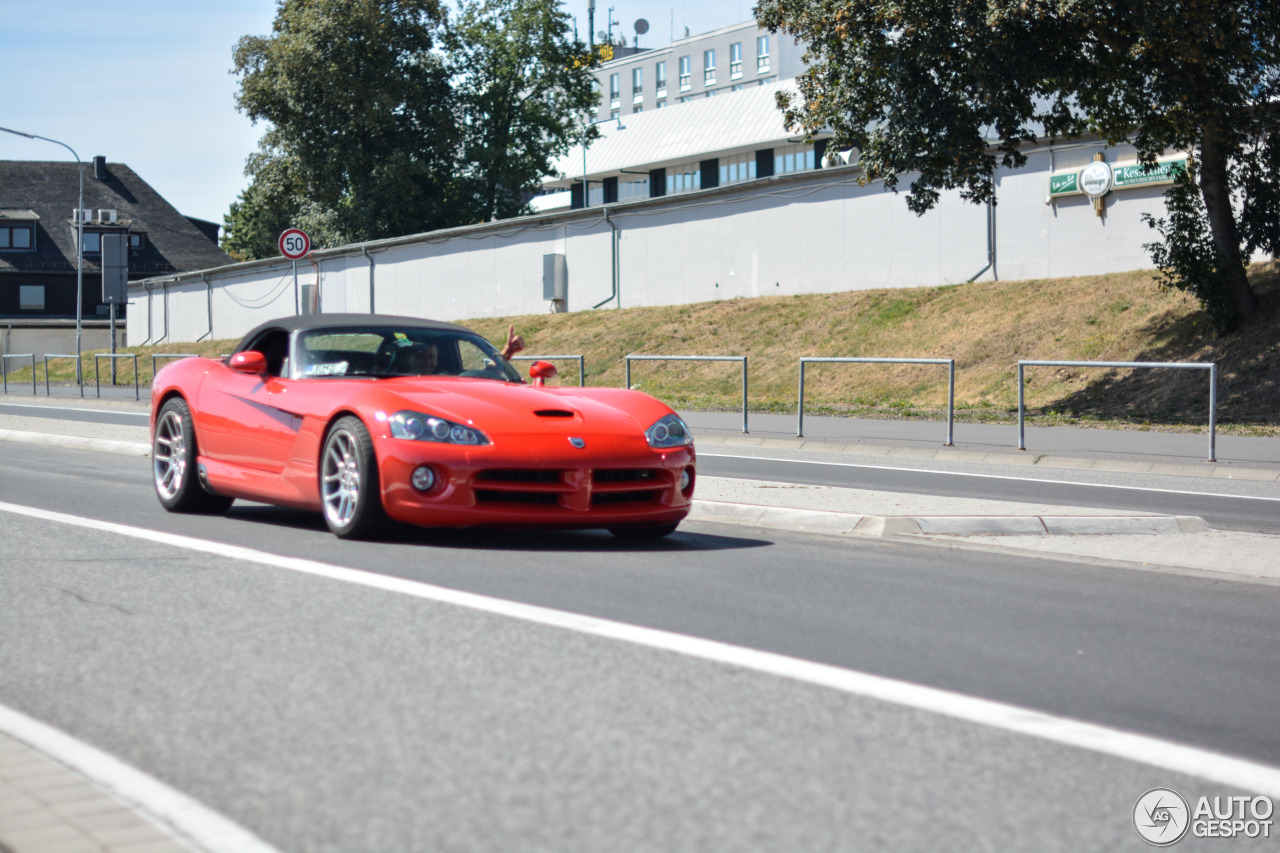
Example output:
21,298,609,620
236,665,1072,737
376,433,695,529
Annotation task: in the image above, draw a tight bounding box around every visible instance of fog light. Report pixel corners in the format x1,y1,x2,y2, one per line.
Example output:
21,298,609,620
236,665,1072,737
412,465,436,492
679,468,692,491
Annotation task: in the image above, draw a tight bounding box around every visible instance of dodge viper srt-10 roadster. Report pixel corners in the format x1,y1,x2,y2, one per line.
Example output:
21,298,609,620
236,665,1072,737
150,314,695,539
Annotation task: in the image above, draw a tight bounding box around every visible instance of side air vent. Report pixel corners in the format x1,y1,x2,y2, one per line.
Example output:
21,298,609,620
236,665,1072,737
534,409,575,418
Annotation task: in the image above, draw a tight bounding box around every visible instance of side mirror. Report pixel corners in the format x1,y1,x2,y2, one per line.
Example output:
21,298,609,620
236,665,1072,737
230,351,268,375
529,360,558,387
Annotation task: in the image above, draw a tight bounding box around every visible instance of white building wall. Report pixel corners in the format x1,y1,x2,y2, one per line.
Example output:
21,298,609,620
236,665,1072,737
127,148,1181,347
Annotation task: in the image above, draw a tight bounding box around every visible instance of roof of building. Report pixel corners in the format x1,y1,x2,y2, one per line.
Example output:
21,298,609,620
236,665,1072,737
546,80,823,185
0,159,233,278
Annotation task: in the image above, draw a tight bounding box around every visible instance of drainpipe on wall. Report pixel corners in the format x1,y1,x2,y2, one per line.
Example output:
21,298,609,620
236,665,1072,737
362,247,376,314
592,209,621,309
197,275,213,341
311,258,322,313
155,284,169,345
967,199,997,282
141,286,153,346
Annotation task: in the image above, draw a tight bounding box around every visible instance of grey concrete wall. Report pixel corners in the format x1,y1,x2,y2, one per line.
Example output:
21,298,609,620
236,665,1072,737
2,324,127,376
126,140,1195,347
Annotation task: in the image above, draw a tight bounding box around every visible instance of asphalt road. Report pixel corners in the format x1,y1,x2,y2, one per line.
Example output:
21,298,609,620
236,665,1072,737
2,442,1279,851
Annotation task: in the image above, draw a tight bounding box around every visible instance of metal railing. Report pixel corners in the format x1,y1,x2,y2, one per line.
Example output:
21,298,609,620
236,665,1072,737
2,354,37,395
625,355,749,433
94,354,140,400
1017,360,1218,462
151,353,198,379
510,354,586,387
43,354,83,397
798,357,956,445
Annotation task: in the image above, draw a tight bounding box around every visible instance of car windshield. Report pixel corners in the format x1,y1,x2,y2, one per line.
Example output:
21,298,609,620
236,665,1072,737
296,326,523,382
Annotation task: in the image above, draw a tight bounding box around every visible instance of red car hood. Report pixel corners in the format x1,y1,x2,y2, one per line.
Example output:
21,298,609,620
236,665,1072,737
371,378,665,437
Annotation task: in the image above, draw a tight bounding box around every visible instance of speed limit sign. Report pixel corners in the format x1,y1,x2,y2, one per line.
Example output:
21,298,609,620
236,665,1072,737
278,228,311,260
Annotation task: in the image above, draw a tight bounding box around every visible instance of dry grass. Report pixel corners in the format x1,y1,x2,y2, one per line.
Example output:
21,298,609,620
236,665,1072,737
14,263,1280,433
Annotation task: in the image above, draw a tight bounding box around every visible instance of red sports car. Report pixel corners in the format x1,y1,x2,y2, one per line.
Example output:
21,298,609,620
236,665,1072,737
150,314,695,539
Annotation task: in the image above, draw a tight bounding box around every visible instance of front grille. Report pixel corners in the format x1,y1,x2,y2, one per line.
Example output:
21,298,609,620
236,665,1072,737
592,490,661,506
593,468,660,484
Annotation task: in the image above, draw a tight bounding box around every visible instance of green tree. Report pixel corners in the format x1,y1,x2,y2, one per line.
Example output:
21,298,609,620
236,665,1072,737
756,0,1280,332
446,0,600,222
230,0,459,250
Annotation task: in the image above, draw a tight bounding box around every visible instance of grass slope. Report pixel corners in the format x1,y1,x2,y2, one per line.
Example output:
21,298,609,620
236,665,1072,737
15,263,1279,433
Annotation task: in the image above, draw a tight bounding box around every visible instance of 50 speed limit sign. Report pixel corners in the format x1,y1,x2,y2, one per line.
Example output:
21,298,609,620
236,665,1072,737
278,228,311,260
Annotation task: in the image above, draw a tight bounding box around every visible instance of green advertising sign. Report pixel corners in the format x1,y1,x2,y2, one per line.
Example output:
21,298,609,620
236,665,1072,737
1049,171,1080,196
1112,157,1188,189
1049,156,1189,199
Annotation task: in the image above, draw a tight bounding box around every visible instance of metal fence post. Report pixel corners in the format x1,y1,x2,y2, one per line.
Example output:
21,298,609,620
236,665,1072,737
741,356,749,434
1017,362,1026,450
1208,363,1217,463
797,360,806,437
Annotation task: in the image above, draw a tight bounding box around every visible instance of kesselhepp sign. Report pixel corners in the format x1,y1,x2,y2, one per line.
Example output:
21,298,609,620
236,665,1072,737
1049,156,1188,199
279,228,311,260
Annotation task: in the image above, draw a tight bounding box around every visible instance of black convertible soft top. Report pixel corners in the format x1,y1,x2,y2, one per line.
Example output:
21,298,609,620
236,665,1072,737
232,313,476,354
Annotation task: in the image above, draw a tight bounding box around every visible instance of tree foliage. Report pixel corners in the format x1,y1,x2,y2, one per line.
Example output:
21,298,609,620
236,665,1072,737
447,0,601,222
223,0,595,258
756,0,1280,332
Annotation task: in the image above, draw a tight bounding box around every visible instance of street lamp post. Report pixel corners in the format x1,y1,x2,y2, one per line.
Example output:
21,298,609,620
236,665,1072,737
581,116,625,209
0,126,85,386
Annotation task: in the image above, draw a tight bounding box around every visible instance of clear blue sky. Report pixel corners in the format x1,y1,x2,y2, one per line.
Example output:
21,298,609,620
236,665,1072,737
1,0,759,229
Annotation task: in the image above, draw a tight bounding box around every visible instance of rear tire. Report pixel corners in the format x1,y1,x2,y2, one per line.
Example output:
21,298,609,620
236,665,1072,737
320,416,388,539
152,398,233,514
609,523,679,540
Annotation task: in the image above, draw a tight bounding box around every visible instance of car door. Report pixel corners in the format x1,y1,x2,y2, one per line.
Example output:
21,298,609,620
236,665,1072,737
196,328,303,472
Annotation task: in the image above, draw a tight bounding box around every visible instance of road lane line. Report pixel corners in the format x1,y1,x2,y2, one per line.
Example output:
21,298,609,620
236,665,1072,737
699,452,1280,502
0,403,150,417
0,703,281,853
4,498,1280,797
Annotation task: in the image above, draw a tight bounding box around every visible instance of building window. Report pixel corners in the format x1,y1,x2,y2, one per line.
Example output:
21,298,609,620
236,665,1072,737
774,143,816,176
632,104,642,114
665,161,701,195
81,231,101,254
679,55,690,90
19,285,45,311
757,35,770,72
656,99,666,109
758,76,776,86
619,177,650,201
703,49,716,85
129,233,145,251
730,42,743,78
718,152,758,187
609,73,620,107
655,61,667,95
0,224,34,250
705,89,717,98
610,108,620,121
632,67,643,103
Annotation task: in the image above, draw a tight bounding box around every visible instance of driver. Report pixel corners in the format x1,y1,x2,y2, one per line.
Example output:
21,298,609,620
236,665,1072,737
405,343,440,375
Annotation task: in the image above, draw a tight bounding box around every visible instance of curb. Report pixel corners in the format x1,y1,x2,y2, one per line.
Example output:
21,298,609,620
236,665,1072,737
687,500,1209,538
0,429,150,458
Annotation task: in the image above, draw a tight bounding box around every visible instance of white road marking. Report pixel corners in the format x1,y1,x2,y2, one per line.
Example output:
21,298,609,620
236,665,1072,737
0,702,281,853
699,452,1280,502
0,402,149,417
4,499,1280,797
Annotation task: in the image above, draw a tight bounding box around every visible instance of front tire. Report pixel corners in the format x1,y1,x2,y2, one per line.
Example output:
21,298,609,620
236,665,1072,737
320,416,387,539
153,398,233,514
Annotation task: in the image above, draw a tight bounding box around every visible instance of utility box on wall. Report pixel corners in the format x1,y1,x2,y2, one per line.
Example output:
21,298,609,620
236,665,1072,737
543,253,567,309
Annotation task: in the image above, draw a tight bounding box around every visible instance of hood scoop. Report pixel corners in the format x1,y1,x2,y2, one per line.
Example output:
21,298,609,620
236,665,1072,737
534,409,576,418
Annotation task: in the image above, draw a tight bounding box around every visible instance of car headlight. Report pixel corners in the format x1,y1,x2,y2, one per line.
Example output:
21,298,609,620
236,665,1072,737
645,414,692,448
389,411,489,445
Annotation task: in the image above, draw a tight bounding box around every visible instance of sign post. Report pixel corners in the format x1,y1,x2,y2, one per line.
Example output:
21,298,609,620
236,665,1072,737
279,228,311,315
101,234,128,383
